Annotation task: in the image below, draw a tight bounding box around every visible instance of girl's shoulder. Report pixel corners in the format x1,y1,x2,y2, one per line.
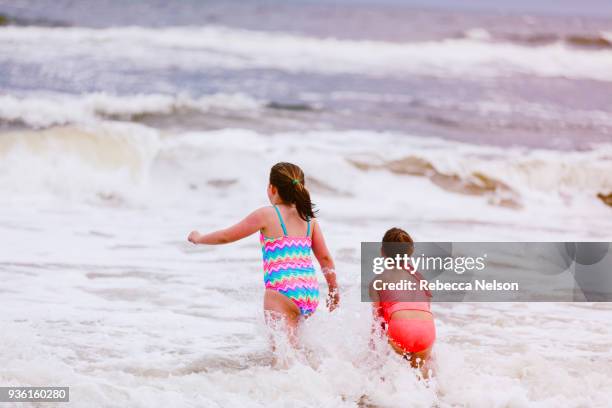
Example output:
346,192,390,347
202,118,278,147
256,205,316,227
309,216,319,228
253,206,277,220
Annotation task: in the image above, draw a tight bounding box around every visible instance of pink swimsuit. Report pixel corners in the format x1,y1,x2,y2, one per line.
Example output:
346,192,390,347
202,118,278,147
378,269,435,353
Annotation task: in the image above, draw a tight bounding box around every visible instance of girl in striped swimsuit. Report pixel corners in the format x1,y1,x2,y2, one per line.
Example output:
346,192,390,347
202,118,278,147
188,162,339,346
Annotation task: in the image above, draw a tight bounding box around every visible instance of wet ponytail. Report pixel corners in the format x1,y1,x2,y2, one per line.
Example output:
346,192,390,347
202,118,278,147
269,162,316,221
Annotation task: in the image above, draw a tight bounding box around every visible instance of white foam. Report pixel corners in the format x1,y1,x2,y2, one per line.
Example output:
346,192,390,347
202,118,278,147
1,227,611,407
1,125,611,406
464,28,492,41
1,126,610,234
0,122,160,202
1,25,612,81
0,92,262,128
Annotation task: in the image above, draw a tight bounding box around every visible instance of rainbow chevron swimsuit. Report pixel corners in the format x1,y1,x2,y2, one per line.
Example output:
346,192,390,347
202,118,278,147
260,205,320,316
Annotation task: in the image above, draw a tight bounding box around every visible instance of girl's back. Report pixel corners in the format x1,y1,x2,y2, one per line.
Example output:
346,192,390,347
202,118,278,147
377,268,432,322
261,205,311,239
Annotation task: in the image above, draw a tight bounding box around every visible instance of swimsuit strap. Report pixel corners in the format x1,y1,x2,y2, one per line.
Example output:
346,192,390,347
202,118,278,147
306,218,311,237
273,205,288,236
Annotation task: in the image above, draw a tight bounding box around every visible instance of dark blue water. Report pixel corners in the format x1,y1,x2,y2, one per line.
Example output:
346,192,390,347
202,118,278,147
1,0,611,150
333,0,612,17
1,0,611,35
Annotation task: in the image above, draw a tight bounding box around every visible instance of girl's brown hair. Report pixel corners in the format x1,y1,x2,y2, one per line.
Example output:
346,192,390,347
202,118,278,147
381,227,414,258
269,162,316,221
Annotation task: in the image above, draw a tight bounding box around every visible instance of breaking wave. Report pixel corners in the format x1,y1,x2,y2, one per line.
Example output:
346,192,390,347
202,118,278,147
463,28,612,50
0,126,610,210
0,93,263,128
1,25,612,81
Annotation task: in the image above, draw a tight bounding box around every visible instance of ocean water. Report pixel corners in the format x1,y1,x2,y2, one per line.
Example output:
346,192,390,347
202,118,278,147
1,1,611,407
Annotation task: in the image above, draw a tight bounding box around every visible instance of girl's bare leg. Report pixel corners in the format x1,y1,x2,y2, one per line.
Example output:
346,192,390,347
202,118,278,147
264,289,301,349
412,347,433,379
389,339,434,378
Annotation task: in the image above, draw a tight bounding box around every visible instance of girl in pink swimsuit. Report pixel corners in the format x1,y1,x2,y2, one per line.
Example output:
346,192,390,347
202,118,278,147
369,228,435,376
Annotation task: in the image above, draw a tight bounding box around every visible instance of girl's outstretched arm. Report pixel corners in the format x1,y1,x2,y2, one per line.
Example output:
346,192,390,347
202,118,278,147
188,208,265,245
311,220,340,311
